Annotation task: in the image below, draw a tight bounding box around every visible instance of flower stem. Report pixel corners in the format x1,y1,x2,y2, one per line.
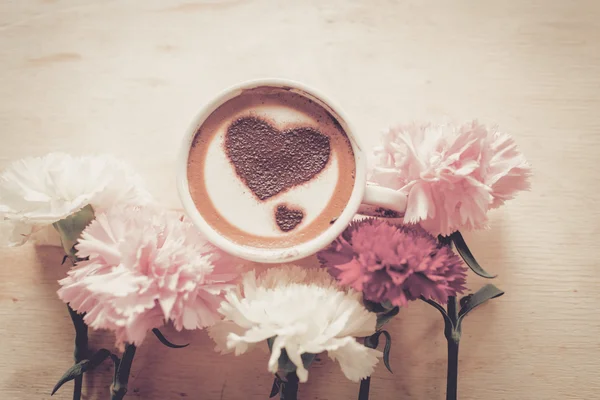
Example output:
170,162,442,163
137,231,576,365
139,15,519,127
73,376,82,400
111,344,136,400
358,331,379,400
445,296,459,400
67,304,88,400
280,372,299,400
358,376,371,400
447,337,459,400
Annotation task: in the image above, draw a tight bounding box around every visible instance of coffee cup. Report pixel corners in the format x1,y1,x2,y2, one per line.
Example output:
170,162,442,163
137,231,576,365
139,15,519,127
177,79,407,263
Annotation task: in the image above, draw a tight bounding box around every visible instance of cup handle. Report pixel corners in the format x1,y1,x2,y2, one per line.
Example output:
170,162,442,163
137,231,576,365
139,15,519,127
358,184,407,218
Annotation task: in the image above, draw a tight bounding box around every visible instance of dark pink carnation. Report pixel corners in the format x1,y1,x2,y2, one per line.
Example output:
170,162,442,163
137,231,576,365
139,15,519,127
318,219,467,306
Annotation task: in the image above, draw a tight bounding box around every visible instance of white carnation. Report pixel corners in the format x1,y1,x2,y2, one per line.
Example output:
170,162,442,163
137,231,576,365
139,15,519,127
0,152,151,246
209,265,380,383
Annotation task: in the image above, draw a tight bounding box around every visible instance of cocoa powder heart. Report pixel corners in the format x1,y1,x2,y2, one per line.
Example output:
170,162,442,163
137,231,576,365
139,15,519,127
225,117,331,200
275,204,304,232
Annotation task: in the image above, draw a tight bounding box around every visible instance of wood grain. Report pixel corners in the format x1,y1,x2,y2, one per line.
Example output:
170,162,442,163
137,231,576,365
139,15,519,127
1,1,599,399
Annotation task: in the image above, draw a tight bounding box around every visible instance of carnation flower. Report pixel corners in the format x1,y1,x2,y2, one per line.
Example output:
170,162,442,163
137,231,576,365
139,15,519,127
369,121,531,236
57,205,240,348
209,265,380,383
0,152,151,246
318,219,467,306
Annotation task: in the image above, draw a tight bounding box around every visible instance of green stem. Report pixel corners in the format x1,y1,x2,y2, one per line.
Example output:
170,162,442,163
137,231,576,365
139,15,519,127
72,376,82,400
357,331,380,400
67,304,88,400
447,337,459,400
280,372,299,400
358,375,371,400
446,296,459,400
111,344,137,400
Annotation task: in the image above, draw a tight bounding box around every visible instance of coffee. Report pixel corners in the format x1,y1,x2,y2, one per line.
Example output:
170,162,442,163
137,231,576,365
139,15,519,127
187,86,356,248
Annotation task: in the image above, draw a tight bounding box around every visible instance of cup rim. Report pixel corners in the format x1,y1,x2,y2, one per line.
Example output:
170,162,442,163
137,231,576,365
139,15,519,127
176,78,366,263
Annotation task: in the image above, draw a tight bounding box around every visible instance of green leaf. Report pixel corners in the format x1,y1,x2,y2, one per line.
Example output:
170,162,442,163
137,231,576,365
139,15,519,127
364,298,399,328
88,348,112,367
152,328,189,349
363,298,391,313
51,360,90,395
364,331,393,373
269,375,282,398
376,306,400,329
51,349,111,395
380,331,393,373
363,299,387,313
459,294,473,309
457,284,505,327
450,231,496,279
53,205,95,260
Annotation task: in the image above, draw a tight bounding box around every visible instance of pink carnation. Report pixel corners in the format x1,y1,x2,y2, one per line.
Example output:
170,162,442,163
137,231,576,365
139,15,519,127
318,219,467,306
57,205,240,348
369,121,531,236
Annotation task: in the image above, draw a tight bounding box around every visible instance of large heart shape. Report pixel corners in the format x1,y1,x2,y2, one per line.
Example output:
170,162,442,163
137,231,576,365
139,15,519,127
225,117,331,200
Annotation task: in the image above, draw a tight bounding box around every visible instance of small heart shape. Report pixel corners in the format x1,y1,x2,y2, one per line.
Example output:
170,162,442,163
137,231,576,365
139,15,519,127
225,117,331,200
275,204,304,232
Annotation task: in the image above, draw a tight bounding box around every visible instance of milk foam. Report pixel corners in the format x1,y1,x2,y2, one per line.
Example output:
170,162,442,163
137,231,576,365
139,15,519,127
203,104,339,237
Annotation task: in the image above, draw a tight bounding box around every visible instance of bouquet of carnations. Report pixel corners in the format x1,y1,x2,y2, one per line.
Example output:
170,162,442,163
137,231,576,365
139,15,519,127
0,120,530,400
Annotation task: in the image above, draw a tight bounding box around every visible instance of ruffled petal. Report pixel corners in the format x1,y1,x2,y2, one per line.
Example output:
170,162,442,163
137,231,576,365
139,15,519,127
326,338,382,382
0,153,151,247
210,265,378,383
57,205,240,348
369,122,530,236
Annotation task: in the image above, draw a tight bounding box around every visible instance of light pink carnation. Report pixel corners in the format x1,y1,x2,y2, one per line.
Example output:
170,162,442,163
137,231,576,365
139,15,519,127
369,121,531,236
57,205,240,348
318,219,467,306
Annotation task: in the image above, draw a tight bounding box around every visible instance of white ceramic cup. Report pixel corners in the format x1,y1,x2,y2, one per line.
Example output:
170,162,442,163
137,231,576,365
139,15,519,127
177,78,407,263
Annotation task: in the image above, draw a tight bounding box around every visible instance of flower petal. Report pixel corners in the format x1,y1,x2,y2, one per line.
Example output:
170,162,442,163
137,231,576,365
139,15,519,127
327,337,381,382
58,204,240,348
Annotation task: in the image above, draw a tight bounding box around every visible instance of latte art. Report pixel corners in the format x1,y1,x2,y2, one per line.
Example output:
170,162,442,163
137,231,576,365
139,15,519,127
225,117,331,201
275,204,304,232
187,86,356,248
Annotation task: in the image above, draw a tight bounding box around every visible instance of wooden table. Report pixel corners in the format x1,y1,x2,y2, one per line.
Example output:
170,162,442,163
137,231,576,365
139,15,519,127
1,1,599,399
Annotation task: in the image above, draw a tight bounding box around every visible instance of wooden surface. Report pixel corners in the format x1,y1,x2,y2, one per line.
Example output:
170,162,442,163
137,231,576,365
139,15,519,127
1,1,599,399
